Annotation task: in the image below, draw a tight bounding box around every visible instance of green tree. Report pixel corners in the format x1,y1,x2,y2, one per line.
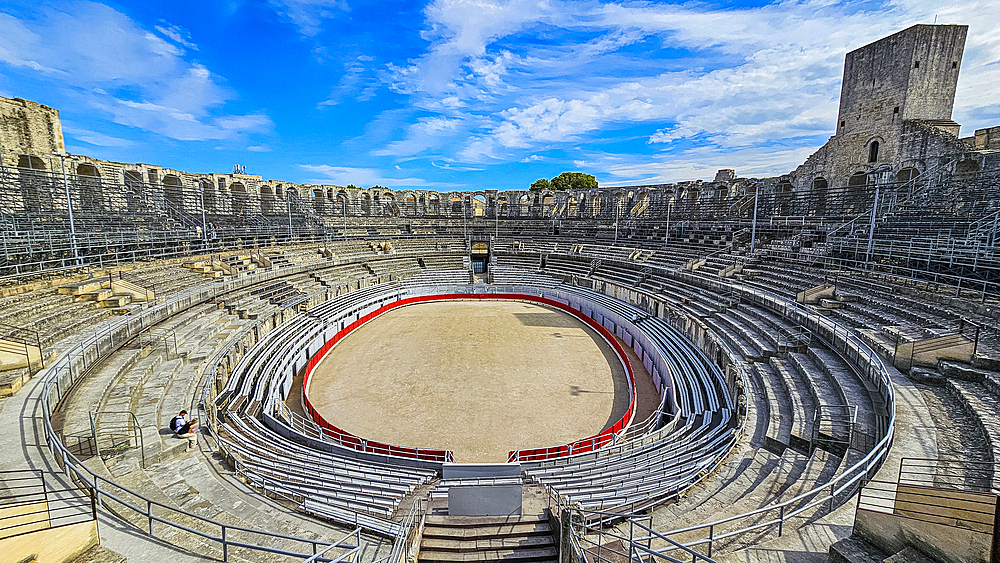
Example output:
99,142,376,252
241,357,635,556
550,172,598,191
530,178,550,191
345,184,358,190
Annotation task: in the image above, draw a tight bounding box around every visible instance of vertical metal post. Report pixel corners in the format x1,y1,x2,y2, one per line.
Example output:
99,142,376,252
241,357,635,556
58,154,81,265
615,203,620,244
865,185,880,263
664,201,672,245
199,186,207,242
342,195,347,239
287,191,294,242
750,190,759,254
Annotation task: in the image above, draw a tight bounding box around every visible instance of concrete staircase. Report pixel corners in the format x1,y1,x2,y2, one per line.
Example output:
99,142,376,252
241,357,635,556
418,507,557,563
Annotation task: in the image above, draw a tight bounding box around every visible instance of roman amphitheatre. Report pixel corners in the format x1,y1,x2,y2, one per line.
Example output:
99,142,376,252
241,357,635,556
1,21,1000,563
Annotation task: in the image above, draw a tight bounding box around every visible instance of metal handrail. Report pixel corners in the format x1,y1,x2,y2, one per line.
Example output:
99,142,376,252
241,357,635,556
35,257,374,561
567,271,896,559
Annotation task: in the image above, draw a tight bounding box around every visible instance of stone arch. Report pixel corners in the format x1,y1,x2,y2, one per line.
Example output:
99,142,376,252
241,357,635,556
360,192,371,215
428,193,440,215
200,179,216,212
472,194,486,217
450,194,463,214
895,167,920,183
497,195,510,217
260,185,274,214
162,174,183,211
336,190,349,215
775,179,793,216
812,177,828,217
124,170,144,212
231,182,247,215
311,188,325,214
630,192,650,217
76,163,104,212
614,192,627,218
591,195,601,217
847,172,869,215
566,195,578,218
518,194,530,217
404,192,417,215
867,139,880,163
16,155,50,213
956,160,980,175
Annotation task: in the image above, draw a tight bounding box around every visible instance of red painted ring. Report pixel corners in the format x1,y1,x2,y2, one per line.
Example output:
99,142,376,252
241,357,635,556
300,293,636,463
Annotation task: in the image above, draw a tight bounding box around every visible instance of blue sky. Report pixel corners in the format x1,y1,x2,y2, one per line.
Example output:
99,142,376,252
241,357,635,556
1,0,997,191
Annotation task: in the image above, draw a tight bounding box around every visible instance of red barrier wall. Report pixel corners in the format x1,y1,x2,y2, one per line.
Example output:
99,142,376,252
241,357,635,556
300,293,636,463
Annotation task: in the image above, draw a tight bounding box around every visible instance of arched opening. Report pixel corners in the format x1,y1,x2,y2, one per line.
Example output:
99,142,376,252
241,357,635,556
868,140,880,163
17,155,50,213
337,190,349,215
775,180,793,216
895,167,920,183
200,179,215,212
360,192,371,215
76,163,103,212
404,192,417,215
956,160,980,174
518,194,530,217
231,182,247,215
124,170,144,212
614,192,626,218
686,188,701,204
498,195,509,217
428,193,440,215
541,194,555,217
630,192,650,217
567,195,578,218
162,174,183,211
472,194,486,217
450,195,463,214
312,189,325,214
260,185,274,215
812,177,828,216
381,192,396,216
847,172,869,214
591,195,601,217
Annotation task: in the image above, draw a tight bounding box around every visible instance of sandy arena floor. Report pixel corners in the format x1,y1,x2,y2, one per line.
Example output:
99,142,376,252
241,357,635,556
306,300,630,462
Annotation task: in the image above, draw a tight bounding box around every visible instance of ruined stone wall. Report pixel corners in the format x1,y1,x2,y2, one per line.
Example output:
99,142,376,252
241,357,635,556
0,97,65,168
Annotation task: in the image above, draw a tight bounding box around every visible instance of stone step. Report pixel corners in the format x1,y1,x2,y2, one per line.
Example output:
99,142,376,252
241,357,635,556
418,547,558,563
420,535,555,552
422,522,554,540
424,513,549,528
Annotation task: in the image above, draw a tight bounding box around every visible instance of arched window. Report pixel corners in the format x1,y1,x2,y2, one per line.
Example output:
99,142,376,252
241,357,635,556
868,140,880,163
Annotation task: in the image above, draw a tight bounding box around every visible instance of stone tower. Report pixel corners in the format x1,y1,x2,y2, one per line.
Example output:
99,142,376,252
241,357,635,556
790,24,972,193
836,24,967,139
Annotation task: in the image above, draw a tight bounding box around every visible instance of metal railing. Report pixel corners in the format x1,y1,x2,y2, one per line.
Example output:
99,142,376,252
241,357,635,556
560,268,896,560
35,257,375,561
0,470,96,541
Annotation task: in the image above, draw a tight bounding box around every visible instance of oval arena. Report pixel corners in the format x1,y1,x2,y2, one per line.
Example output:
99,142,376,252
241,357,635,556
4,23,1000,563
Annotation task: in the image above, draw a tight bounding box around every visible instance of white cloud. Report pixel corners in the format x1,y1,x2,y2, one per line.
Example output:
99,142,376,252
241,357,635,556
300,164,435,187
155,21,198,50
368,0,1000,181
0,2,272,142
63,124,133,147
269,0,349,36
